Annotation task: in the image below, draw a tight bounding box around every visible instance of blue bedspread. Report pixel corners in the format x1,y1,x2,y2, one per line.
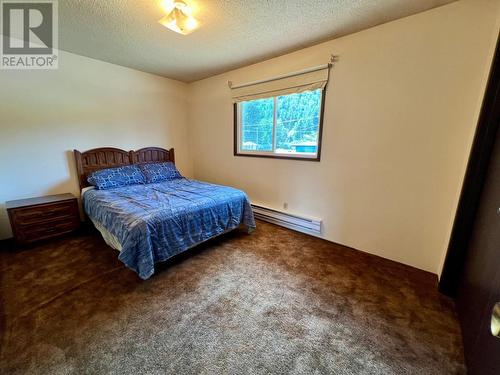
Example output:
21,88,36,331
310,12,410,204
83,179,255,279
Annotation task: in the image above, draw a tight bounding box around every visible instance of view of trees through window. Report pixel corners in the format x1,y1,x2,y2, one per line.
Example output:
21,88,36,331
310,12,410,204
240,89,322,155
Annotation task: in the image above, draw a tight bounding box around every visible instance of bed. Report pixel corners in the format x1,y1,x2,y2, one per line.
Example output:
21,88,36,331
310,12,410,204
74,147,255,279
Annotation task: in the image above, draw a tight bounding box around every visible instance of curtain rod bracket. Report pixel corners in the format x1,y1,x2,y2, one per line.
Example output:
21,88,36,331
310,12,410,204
228,81,233,88
330,54,339,65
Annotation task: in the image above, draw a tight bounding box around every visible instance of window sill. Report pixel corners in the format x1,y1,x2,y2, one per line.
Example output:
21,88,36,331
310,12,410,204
234,152,321,161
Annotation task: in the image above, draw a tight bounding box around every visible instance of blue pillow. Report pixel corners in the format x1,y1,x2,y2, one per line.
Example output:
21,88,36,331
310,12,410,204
87,165,146,190
139,162,183,183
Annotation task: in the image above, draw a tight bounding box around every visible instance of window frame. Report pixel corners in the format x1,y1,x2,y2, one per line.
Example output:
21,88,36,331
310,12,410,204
233,88,326,162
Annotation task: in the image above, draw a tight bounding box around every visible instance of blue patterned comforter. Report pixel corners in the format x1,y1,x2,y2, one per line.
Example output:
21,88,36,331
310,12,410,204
83,179,255,279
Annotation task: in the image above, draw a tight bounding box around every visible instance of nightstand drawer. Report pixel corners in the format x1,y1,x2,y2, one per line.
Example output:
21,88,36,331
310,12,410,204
17,217,80,243
10,201,77,225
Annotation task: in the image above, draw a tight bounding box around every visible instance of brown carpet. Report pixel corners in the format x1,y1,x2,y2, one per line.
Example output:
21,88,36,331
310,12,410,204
0,221,465,374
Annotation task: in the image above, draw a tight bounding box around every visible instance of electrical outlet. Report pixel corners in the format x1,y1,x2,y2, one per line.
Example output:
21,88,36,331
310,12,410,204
283,202,288,210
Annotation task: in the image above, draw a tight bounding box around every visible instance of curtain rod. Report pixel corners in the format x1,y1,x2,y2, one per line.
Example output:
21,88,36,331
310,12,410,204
228,63,332,90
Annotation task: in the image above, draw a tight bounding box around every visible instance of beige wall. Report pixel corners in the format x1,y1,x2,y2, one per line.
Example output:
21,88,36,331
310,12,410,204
0,51,192,239
188,0,500,274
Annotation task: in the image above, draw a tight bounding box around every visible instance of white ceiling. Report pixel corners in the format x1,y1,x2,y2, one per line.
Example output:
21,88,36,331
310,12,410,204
59,0,457,82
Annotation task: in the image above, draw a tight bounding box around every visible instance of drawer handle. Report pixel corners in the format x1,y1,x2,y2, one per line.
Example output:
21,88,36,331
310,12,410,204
42,209,69,216
492,303,500,338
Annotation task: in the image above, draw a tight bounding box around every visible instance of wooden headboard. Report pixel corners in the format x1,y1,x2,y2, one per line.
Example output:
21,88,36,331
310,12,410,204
74,147,175,190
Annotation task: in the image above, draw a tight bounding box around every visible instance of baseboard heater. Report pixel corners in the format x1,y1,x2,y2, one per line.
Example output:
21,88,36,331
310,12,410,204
251,204,322,235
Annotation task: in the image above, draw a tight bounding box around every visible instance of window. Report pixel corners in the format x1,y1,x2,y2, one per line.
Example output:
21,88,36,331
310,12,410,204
231,64,330,160
234,88,324,160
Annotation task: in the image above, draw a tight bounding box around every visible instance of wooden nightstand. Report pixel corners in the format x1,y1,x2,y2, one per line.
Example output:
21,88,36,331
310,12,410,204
6,193,80,245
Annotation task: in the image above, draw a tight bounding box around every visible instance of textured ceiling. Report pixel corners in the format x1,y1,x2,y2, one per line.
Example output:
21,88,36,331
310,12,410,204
59,0,457,82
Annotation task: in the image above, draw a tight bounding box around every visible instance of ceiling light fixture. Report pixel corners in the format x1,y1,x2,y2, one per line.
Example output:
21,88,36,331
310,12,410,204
159,0,198,35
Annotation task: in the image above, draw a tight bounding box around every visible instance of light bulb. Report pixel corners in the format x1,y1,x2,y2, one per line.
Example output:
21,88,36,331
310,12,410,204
159,0,198,35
